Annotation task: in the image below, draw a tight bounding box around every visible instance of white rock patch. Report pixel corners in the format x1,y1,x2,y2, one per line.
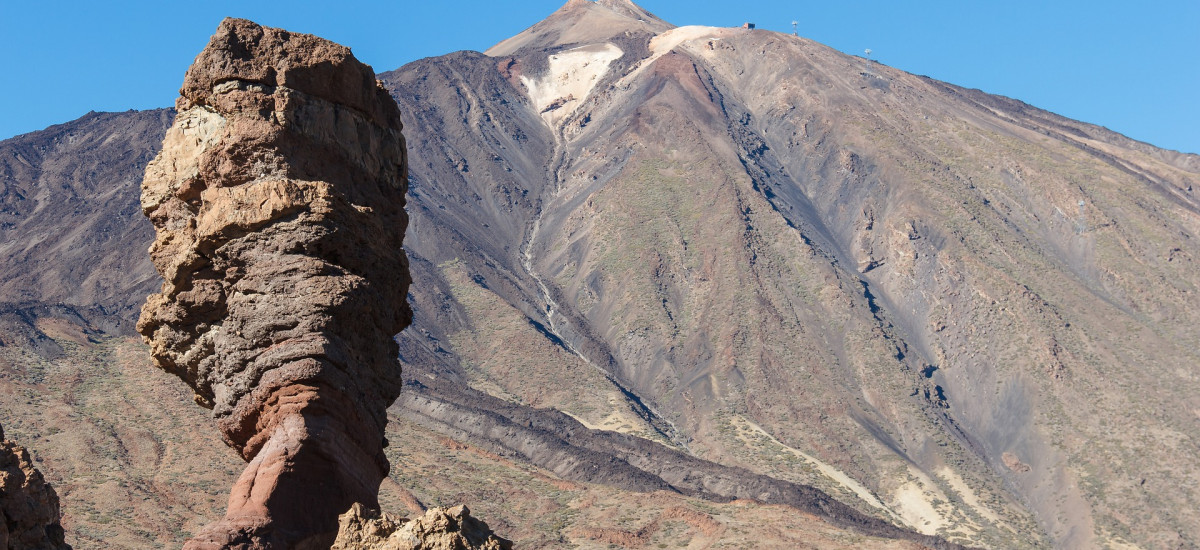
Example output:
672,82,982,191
887,467,957,536
141,106,226,212
615,25,731,88
521,43,624,127
733,416,902,521
649,25,728,58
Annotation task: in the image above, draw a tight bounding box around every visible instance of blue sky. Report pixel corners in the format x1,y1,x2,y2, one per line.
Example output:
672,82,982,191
1,0,1197,154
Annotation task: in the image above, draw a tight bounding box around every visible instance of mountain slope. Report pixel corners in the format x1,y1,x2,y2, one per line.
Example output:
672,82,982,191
383,1,1200,548
0,110,171,324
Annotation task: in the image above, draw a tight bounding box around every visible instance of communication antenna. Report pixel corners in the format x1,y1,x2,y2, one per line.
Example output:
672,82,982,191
864,48,872,58
792,20,798,36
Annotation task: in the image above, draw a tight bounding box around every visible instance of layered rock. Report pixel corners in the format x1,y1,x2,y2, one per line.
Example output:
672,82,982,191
332,504,511,550
137,18,411,547
0,424,70,550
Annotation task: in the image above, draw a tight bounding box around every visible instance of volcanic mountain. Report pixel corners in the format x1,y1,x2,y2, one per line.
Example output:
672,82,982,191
2,0,1198,548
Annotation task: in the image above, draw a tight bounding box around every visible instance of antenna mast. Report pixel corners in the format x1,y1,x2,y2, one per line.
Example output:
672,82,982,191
792,20,798,36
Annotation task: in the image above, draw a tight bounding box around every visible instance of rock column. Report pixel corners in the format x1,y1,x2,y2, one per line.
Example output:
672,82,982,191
137,18,411,548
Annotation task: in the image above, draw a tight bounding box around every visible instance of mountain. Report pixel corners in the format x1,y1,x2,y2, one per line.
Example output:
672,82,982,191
385,1,1200,547
2,0,1199,548
0,110,171,341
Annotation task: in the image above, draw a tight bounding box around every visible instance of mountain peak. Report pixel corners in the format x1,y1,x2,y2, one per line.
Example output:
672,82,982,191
486,0,672,57
580,0,657,20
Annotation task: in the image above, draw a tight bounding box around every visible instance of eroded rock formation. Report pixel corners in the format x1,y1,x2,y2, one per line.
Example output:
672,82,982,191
137,18,411,547
332,504,511,550
0,424,70,550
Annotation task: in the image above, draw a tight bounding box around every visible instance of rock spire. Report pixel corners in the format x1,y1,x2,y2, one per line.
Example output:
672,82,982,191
137,18,411,547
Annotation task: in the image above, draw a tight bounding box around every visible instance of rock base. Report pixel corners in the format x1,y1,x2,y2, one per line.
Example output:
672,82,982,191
0,424,71,550
333,503,512,550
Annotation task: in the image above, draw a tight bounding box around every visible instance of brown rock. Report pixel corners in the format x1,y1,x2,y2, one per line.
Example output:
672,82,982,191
0,424,71,550
332,503,512,550
1002,452,1032,474
136,18,411,548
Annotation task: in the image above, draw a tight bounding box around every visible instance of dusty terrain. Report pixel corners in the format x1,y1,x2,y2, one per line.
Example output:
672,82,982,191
0,333,934,549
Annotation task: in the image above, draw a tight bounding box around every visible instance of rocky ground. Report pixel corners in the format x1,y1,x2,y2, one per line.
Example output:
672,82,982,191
0,332,939,549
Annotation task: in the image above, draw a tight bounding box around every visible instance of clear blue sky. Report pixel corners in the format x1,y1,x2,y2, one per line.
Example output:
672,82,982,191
2,0,1197,154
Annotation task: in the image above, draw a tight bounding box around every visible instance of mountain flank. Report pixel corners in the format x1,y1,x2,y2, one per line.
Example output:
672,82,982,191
386,1,1200,547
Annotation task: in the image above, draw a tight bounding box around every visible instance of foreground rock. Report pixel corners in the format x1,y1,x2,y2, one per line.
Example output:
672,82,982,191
137,18,412,547
0,424,70,550
333,504,512,550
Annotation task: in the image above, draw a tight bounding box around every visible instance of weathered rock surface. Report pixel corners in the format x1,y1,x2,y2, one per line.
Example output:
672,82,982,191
332,503,511,550
136,18,411,547
0,424,70,550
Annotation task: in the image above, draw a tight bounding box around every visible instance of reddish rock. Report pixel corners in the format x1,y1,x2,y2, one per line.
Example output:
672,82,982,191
0,424,70,550
137,18,411,548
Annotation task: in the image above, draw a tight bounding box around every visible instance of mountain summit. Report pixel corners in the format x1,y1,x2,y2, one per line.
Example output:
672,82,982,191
486,0,671,56
1,1,1198,548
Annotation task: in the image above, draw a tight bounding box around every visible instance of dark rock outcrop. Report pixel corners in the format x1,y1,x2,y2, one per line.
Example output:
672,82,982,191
399,379,971,550
137,18,411,548
0,424,70,550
